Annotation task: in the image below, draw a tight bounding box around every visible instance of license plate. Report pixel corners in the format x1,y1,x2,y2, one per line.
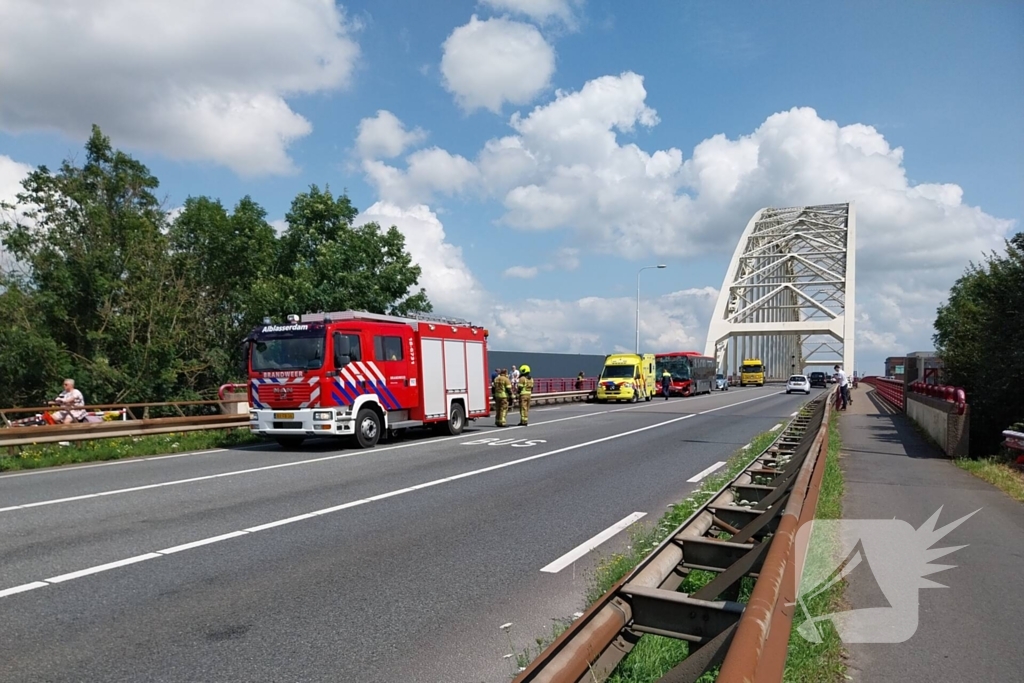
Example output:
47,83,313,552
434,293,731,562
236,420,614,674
274,412,294,419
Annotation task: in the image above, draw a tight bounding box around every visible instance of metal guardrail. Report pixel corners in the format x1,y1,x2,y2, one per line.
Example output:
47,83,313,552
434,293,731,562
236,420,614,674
513,395,831,683
0,391,594,448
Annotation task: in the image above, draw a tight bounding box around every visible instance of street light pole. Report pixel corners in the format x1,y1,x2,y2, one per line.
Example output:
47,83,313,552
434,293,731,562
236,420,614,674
636,264,667,353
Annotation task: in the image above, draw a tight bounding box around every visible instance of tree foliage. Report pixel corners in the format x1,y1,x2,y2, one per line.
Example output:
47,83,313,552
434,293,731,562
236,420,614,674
0,126,431,407
934,232,1024,455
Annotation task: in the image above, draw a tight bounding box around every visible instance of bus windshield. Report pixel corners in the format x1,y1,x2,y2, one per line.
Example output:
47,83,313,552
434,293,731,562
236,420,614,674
251,330,326,371
656,357,691,381
601,365,637,379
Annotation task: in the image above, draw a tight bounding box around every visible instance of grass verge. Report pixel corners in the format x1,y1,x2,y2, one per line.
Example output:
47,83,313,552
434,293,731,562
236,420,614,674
588,406,848,683
954,456,1024,503
0,429,261,472
782,416,846,683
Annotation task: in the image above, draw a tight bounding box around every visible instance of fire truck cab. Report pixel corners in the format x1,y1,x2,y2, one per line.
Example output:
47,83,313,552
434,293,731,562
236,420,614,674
246,311,490,449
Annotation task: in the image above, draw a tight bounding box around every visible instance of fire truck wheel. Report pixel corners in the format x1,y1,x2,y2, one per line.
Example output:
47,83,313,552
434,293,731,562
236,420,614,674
355,408,381,448
446,403,466,435
275,436,305,449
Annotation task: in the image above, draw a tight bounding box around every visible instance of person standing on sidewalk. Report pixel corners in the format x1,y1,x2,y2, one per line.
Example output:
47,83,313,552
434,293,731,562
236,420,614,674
518,365,534,426
834,364,849,410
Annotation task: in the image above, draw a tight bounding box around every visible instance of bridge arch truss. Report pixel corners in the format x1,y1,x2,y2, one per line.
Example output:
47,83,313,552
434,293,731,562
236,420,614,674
704,202,856,381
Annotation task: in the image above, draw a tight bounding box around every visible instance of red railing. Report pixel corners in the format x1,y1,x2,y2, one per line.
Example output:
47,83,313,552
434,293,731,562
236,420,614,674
909,381,967,415
530,377,597,393
862,376,904,410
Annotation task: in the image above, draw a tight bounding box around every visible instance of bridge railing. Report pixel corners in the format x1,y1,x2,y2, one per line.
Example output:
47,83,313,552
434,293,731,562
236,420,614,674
861,376,904,410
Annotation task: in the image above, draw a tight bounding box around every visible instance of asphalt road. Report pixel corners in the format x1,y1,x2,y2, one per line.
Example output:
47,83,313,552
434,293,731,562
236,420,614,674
0,386,820,682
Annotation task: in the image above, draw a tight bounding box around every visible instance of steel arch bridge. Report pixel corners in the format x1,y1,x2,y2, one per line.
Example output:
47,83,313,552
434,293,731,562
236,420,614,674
704,202,856,381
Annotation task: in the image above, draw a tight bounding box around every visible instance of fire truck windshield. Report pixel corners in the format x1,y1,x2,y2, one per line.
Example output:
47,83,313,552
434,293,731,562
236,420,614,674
251,330,325,372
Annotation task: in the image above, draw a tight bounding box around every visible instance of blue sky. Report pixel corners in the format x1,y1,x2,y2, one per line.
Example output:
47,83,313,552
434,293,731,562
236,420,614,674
1,0,1021,375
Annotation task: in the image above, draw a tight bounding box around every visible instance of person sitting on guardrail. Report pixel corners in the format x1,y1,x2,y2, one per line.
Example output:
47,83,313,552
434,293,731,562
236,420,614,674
49,378,87,424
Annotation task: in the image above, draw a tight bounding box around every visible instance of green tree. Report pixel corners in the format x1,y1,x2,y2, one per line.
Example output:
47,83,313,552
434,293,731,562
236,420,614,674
170,195,279,382
0,129,433,409
934,232,1024,455
0,126,202,404
273,185,431,316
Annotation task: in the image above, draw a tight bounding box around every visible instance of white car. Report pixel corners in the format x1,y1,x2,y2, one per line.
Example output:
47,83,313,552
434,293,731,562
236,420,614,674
786,375,811,394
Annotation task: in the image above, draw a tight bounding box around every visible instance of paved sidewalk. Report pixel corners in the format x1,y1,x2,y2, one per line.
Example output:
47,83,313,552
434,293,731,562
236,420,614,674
837,386,1024,682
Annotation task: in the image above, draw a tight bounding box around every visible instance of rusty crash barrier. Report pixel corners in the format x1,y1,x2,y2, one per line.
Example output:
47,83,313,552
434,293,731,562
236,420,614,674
514,395,832,683
0,390,594,448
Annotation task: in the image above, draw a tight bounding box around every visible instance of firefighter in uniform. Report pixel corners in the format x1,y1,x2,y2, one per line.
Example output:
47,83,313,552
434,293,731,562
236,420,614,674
493,369,512,427
518,365,534,426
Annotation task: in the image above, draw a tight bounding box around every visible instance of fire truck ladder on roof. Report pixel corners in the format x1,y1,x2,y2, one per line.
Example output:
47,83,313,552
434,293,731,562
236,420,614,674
703,202,856,381
300,310,478,329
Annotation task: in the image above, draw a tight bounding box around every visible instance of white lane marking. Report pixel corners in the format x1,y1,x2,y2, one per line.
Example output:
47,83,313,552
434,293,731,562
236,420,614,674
157,531,249,555
45,553,162,583
1,390,773,512
742,442,752,450
697,392,783,415
0,389,759,482
540,512,647,574
0,581,48,598
687,461,727,483
790,411,799,417
770,423,783,431
0,447,240,479
3,410,712,597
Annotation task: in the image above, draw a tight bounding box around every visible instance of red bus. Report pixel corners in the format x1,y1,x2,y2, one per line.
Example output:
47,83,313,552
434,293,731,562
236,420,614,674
654,352,717,396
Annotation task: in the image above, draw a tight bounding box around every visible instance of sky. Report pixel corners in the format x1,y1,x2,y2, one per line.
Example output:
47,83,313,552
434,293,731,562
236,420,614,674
1,0,1021,377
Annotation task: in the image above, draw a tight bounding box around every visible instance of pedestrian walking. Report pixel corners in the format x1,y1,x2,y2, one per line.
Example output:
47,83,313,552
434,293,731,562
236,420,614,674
661,369,672,400
518,365,534,426
493,369,512,427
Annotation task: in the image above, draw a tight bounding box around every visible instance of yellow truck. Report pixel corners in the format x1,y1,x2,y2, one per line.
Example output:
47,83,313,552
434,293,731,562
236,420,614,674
739,358,765,387
596,353,656,403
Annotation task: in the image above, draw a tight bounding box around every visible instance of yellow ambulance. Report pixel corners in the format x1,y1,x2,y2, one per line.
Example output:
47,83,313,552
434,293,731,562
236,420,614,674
595,353,656,403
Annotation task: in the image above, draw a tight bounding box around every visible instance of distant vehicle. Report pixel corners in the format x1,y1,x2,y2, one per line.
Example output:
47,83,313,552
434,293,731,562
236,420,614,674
740,359,765,387
809,371,827,388
654,352,716,396
715,373,729,391
596,353,656,403
786,375,811,395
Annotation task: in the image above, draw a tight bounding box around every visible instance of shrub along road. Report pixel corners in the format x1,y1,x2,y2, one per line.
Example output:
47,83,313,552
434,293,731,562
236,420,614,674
0,386,820,683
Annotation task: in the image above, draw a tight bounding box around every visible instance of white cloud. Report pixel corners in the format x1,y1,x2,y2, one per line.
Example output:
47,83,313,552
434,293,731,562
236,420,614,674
354,72,1014,366
503,266,539,279
0,155,31,208
363,147,480,206
0,0,360,176
355,110,427,160
441,16,555,113
355,199,715,354
480,0,584,28
0,155,33,275
356,202,488,317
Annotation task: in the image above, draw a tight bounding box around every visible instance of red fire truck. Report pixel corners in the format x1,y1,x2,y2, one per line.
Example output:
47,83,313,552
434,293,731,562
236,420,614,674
246,311,491,448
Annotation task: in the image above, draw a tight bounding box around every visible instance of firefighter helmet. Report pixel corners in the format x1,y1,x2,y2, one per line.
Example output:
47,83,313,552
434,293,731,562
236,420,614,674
519,364,530,374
